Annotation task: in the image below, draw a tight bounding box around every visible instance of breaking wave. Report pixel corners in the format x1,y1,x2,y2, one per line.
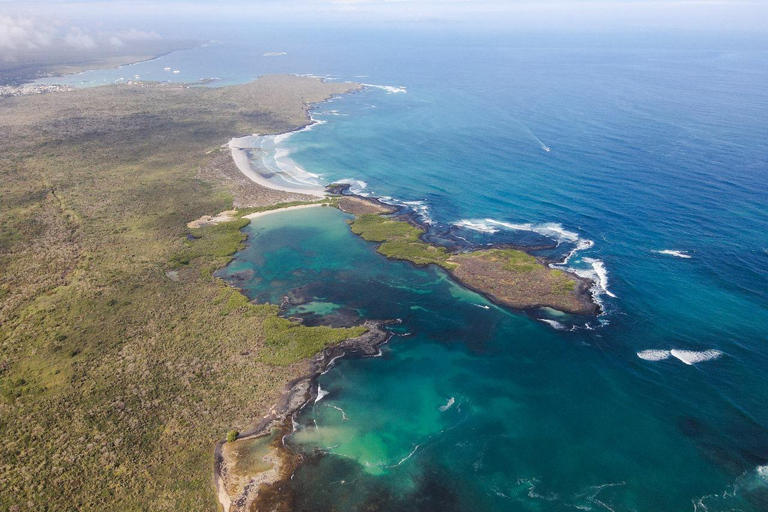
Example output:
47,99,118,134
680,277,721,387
670,349,723,365
315,385,329,403
637,349,723,365
637,349,671,361
363,83,407,94
652,249,692,259
453,218,615,305
455,218,581,245
334,178,370,196
380,196,434,224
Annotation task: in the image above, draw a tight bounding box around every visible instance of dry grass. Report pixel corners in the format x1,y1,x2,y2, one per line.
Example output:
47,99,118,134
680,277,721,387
0,76,360,511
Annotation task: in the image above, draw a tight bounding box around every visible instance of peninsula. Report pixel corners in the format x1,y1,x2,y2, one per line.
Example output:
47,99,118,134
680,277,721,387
0,73,598,512
0,75,362,511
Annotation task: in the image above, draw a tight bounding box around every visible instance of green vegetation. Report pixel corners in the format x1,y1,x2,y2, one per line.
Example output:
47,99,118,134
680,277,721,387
260,314,366,366
449,248,595,314
350,214,456,269
550,269,577,294
171,218,250,270
226,430,240,443
476,248,540,273
0,76,361,510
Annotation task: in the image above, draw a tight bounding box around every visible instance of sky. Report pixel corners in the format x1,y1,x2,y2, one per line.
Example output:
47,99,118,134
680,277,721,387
1,0,767,52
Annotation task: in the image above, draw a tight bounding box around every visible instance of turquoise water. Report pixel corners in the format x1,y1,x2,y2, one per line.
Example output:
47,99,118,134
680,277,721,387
61,27,768,510
222,204,767,511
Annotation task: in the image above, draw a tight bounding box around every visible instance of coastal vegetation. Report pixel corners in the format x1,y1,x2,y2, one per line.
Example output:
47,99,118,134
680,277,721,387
0,76,360,510
350,214,456,269
347,213,596,315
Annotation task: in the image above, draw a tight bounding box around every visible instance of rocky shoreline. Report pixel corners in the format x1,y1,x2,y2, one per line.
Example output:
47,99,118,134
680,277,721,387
329,186,600,316
214,320,395,512
212,145,599,512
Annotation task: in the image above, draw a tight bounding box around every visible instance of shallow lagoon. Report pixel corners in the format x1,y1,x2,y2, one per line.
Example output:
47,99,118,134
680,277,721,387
222,206,766,511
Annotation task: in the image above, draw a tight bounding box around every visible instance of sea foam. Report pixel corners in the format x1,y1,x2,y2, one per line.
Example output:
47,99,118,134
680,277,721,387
334,178,370,196
379,197,433,224
582,258,617,298
363,83,407,94
454,218,613,303
637,349,671,361
637,349,723,365
315,385,329,403
439,397,455,412
670,349,723,365
455,218,581,244
539,319,567,330
652,249,692,259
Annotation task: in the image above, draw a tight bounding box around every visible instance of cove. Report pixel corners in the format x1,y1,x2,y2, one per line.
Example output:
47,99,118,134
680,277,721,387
220,206,764,512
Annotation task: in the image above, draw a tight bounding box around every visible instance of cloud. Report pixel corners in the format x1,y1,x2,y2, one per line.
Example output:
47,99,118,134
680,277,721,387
0,15,55,50
113,28,162,41
108,28,162,46
64,26,97,49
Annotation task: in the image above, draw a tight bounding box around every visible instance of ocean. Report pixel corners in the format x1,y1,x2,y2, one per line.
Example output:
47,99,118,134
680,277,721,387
45,26,768,511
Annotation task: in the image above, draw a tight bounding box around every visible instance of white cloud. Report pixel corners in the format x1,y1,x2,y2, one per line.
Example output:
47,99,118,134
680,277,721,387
108,28,162,47
113,28,162,41
64,26,96,49
0,15,55,50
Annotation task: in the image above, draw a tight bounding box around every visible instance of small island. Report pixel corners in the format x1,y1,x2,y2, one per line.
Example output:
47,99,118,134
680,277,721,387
346,210,598,316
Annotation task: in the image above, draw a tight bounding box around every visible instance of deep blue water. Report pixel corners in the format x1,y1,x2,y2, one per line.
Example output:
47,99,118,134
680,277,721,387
52,27,768,511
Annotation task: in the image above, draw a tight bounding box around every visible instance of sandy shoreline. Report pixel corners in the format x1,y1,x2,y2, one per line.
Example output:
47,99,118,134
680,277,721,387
228,136,326,198
243,203,326,220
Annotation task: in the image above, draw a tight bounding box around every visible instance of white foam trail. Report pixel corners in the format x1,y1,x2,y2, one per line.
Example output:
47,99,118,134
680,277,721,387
582,258,617,298
392,444,421,467
653,250,692,259
517,121,551,152
334,178,369,196
321,353,345,375
454,219,499,233
379,197,433,224
474,304,490,310
455,218,581,245
454,217,612,306
562,239,595,265
670,349,723,365
439,397,455,412
637,349,671,361
362,83,407,94
315,386,329,403
539,319,567,330
329,405,349,420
